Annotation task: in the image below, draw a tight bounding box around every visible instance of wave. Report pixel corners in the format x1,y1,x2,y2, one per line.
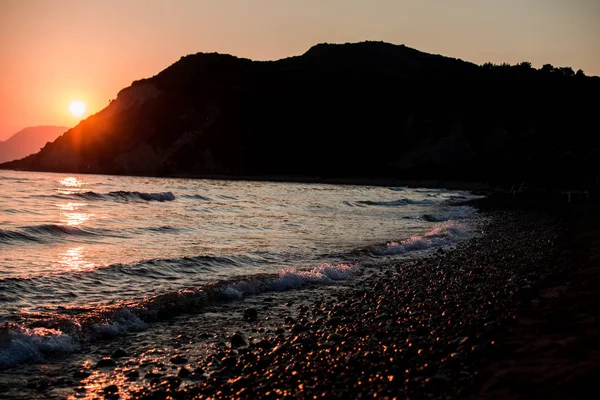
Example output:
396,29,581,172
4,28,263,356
0,224,117,245
345,198,435,207
22,224,101,237
370,221,469,256
0,229,41,244
0,252,282,291
0,263,356,369
0,324,78,369
181,194,213,201
72,191,176,202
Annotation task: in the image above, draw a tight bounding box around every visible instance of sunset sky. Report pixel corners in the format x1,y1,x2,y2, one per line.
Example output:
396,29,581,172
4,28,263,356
1,0,599,140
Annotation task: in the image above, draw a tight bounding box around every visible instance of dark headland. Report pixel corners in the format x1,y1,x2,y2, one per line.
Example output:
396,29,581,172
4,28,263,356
1,42,599,399
1,41,599,191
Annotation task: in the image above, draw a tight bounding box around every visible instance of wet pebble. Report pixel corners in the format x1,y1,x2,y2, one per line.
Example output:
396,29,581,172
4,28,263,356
243,308,258,322
96,357,117,368
170,355,188,364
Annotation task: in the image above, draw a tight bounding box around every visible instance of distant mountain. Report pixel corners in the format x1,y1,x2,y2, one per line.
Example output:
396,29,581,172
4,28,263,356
2,41,599,188
0,126,69,163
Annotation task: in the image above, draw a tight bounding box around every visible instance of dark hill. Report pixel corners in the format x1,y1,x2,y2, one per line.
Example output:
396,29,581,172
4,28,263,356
0,126,69,163
2,42,599,188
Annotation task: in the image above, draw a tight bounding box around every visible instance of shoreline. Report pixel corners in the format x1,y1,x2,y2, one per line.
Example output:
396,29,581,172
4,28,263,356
0,168,498,191
2,206,596,399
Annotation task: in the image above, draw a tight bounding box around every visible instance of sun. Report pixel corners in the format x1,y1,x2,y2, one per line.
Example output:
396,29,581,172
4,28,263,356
68,100,86,117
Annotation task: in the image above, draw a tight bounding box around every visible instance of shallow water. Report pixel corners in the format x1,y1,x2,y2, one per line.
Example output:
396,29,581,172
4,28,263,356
0,170,479,370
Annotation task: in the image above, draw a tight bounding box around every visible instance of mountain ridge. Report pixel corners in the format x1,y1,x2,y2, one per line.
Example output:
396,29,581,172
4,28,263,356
2,41,598,188
0,126,69,164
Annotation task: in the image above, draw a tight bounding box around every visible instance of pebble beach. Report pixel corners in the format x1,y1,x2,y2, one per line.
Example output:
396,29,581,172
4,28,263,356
5,204,591,399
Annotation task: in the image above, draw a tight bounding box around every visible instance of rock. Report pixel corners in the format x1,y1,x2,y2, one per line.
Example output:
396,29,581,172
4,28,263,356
160,376,182,390
104,384,119,394
243,308,258,322
374,313,390,322
111,349,128,359
231,332,246,347
516,285,534,303
466,284,477,292
170,355,188,364
178,367,190,378
428,374,451,390
221,356,237,368
327,333,344,342
291,324,309,333
96,357,117,368
144,372,163,379
73,370,91,379
125,369,140,380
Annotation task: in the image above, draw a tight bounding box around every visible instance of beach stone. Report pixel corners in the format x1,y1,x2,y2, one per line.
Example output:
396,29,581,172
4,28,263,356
96,357,117,368
144,372,163,379
125,369,140,380
428,374,451,390
178,367,190,378
103,384,119,394
221,356,237,368
73,370,91,379
374,313,391,322
291,324,309,333
111,349,128,359
170,355,188,364
243,308,258,322
328,333,344,342
516,285,534,303
231,332,246,347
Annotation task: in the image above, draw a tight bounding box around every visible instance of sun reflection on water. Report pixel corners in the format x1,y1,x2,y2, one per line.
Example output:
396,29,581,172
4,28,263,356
57,176,87,195
59,247,96,272
61,211,94,226
59,177,84,187
57,202,87,211
57,202,94,226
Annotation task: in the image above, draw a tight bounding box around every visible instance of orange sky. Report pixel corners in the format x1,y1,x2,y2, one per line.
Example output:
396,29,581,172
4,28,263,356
1,0,599,140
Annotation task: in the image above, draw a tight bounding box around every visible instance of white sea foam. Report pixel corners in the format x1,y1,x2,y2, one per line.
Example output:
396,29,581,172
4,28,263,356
90,309,149,339
216,263,356,298
0,325,78,369
373,221,469,256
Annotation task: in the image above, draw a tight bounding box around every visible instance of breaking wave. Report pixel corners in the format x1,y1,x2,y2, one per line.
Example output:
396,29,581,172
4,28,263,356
0,263,356,369
370,221,470,256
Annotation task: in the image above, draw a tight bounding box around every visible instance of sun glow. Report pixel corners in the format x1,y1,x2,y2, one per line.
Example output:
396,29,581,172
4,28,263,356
68,100,86,117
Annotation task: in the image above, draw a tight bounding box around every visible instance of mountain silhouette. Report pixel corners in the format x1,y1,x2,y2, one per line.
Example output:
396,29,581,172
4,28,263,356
0,126,69,163
2,41,598,188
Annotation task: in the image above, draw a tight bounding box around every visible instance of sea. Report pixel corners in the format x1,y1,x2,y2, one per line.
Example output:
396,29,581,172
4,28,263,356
0,170,481,379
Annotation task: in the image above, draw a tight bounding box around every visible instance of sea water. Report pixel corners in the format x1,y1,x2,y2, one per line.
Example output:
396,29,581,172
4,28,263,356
0,170,480,369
